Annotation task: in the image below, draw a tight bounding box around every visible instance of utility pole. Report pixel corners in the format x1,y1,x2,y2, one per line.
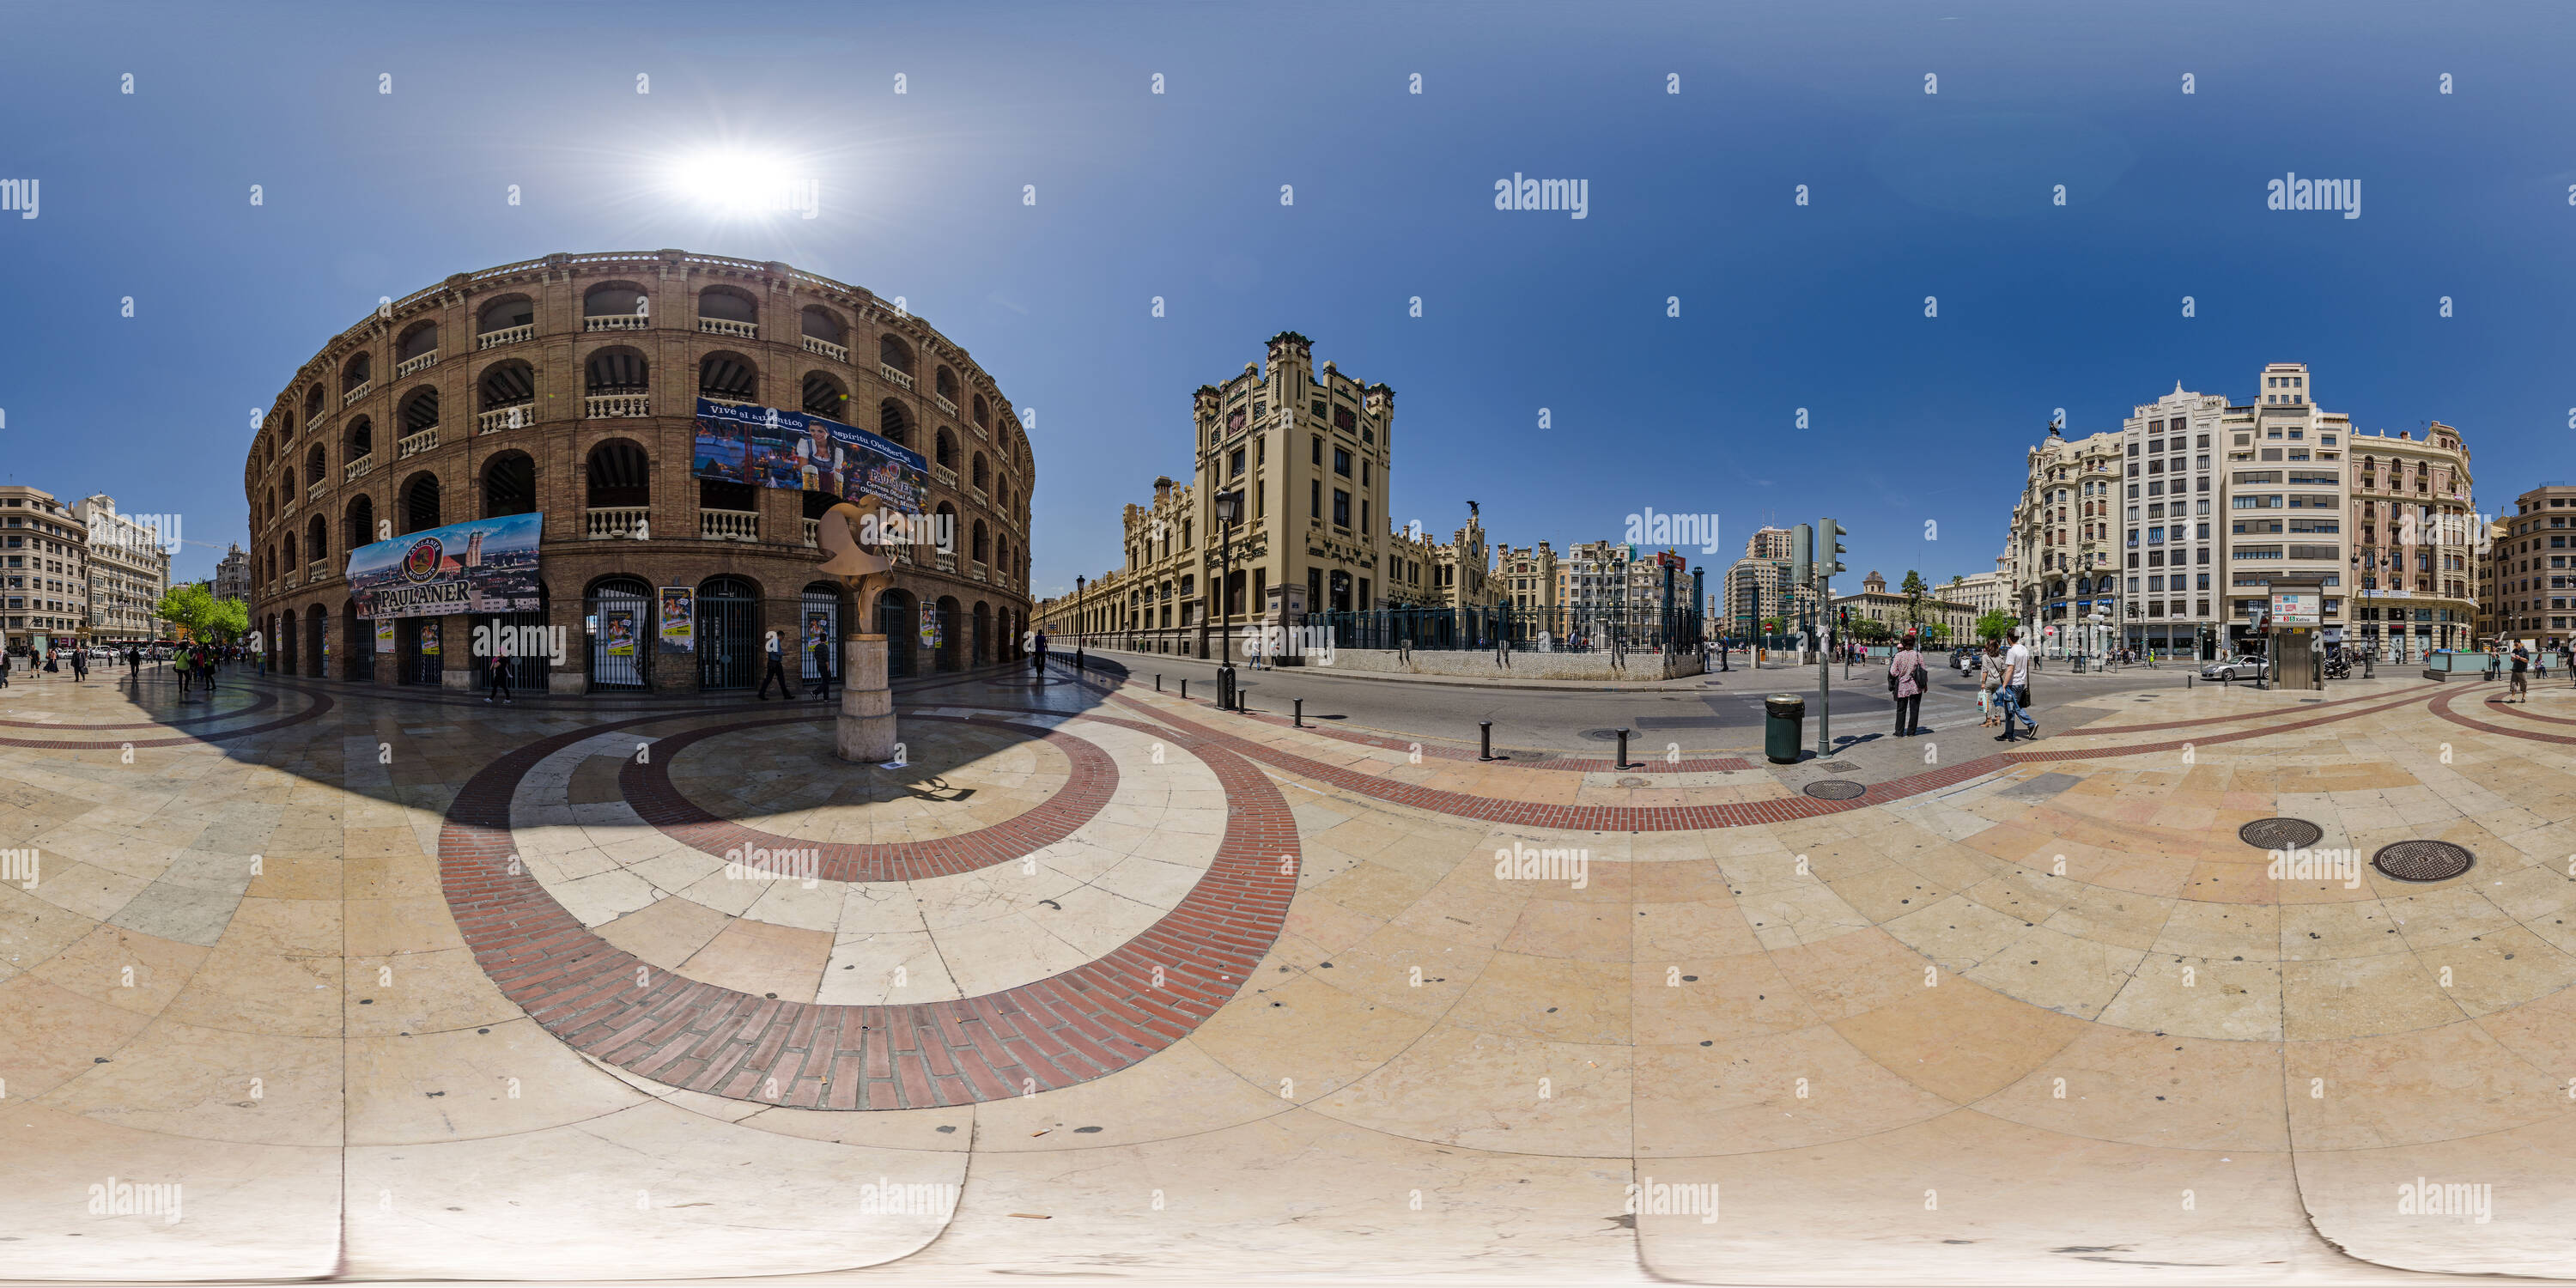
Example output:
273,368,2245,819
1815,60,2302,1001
1816,518,1848,758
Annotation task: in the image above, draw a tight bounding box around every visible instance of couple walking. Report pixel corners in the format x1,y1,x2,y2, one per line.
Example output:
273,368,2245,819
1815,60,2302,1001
1965,630,2038,741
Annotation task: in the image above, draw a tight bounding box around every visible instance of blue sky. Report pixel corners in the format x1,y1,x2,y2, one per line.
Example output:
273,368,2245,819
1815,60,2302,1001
4,0,2573,592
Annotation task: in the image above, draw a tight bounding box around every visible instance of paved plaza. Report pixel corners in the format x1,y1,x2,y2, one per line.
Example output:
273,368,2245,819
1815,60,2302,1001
2,658,2573,1281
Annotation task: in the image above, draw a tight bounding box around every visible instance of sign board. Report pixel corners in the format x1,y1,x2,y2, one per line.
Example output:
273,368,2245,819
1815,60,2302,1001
348,513,543,620
692,398,928,513
603,610,638,658
2269,590,2320,628
659,588,695,652
374,620,394,653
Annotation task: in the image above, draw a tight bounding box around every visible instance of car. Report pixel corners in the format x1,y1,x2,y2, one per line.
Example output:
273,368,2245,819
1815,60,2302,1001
2201,653,2269,682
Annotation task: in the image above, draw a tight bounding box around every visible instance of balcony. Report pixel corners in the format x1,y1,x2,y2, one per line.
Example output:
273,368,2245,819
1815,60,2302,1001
880,362,914,391
969,561,990,584
934,550,957,574
699,318,758,340
477,325,534,350
934,393,959,418
344,453,374,483
933,463,958,489
307,480,325,503
395,349,439,379
586,507,648,539
801,336,849,362
307,559,332,584
701,509,759,541
281,569,301,589
477,404,534,434
584,392,650,419
583,313,647,332
699,394,754,410
343,379,373,406
801,517,819,547
397,427,440,459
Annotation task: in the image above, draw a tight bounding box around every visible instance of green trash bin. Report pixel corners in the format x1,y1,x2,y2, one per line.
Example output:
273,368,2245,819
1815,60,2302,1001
1764,694,1805,764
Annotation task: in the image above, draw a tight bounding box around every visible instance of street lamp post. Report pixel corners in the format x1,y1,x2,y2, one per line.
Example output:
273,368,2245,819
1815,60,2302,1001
1074,575,1086,648
1212,489,1241,710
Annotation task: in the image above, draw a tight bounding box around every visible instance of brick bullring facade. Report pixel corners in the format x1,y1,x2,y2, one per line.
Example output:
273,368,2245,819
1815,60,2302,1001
246,250,1034,693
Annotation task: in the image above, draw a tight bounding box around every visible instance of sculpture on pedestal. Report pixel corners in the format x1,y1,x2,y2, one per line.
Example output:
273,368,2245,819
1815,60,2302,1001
817,496,902,764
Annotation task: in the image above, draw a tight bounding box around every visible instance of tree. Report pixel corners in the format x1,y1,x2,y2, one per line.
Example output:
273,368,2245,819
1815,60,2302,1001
206,598,250,642
1854,616,1897,644
1900,570,1930,628
1974,610,2018,642
1921,622,1952,647
155,583,215,640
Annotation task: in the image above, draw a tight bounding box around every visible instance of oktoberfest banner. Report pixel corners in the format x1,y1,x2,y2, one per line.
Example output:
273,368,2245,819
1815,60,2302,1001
659,587,695,653
348,513,543,621
692,398,929,513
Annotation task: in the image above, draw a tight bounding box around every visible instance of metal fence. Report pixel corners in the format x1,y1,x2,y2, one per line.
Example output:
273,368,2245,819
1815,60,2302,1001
1312,604,1706,653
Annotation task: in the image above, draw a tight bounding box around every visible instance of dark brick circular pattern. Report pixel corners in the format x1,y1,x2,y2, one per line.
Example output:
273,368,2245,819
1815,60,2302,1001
0,689,332,750
0,689,278,730
438,708,1299,1109
620,714,1119,883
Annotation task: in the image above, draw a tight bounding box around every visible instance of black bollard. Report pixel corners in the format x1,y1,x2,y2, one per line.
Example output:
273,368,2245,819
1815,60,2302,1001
1180,678,1188,702
1479,720,1494,762
1615,727,1631,769
1155,674,1162,692
1294,698,1303,728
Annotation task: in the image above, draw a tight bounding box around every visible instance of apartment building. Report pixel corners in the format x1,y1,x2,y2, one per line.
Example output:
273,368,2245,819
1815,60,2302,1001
1,486,92,653
1497,541,1556,611
2487,483,2576,641
2008,422,2125,656
75,495,173,645
2222,362,2353,652
2348,423,2478,659
2117,383,2227,657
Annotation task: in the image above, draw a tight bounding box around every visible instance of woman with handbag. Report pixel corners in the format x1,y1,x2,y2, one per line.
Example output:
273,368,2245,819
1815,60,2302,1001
1888,631,1926,737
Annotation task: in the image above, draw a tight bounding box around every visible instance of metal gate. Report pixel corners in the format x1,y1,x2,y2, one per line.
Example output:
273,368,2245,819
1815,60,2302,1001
879,595,915,678
696,579,757,690
799,590,838,680
483,610,552,693
398,617,443,686
587,580,650,690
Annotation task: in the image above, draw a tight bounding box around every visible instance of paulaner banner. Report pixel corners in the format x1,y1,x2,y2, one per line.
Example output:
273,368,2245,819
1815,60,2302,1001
691,398,929,513
347,513,544,620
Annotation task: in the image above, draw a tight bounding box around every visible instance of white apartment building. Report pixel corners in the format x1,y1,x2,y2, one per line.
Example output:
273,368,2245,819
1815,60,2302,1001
76,495,173,645
2117,384,2227,656
2222,362,2353,652
1,486,92,653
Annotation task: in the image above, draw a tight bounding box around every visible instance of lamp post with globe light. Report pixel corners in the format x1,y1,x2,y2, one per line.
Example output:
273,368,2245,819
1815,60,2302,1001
1212,489,1242,710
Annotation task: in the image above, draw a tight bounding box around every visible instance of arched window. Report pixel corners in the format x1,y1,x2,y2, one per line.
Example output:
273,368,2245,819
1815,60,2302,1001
586,440,651,507
342,352,372,397
345,495,375,551
799,306,845,347
581,283,647,321
283,532,299,567
347,416,374,459
396,320,439,363
478,360,536,421
696,288,757,335
483,451,537,517
972,519,989,565
934,366,959,405
971,394,990,428
306,443,327,487
878,333,914,378
878,398,912,448
936,428,957,470
800,370,847,417
971,452,989,493
398,386,440,435
585,346,647,394
477,295,534,340
306,514,328,567
402,473,440,533
698,350,758,403
282,463,298,495
304,384,325,422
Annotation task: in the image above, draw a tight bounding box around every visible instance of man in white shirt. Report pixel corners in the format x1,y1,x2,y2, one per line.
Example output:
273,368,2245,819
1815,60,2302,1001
1996,630,2037,742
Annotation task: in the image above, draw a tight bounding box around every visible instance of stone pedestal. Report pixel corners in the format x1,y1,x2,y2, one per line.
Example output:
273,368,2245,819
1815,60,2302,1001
835,634,900,763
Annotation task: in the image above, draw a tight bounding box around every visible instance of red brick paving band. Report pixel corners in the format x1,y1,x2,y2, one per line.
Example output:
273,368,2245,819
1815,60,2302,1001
0,689,279,730
437,708,1300,1109
619,714,1120,883
2430,687,2576,745
0,690,334,750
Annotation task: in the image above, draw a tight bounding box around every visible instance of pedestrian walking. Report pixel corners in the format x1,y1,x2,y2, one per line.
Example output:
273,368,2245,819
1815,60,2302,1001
811,635,835,702
756,630,797,700
1978,638,2004,726
2509,642,2530,703
2487,647,2502,683
0,651,11,690
484,647,513,704
1887,632,1926,737
70,648,88,683
173,646,193,697
1995,629,2038,742
1031,629,1048,676
198,645,218,694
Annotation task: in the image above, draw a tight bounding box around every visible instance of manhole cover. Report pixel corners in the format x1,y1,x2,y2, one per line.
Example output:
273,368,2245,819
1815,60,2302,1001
1616,776,1651,787
1817,760,1861,771
1804,780,1866,800
2239,817,2324,850
2372,841,2475,883
1577,728,1623,743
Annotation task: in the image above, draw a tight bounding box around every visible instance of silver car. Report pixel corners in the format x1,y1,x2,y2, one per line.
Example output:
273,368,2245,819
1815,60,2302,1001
2201,653,2268,682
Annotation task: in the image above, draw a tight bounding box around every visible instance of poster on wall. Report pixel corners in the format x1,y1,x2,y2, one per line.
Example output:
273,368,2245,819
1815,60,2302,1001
920,604,943,650
804,611,831,659
692,398,930,514
659,588,695,652
2269,591,2319,628
605,610,638,658
348,513,543,620
419,621,440,657
374,620,394,653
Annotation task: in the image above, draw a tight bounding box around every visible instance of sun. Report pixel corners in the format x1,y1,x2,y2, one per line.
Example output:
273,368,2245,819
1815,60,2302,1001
663,149,804,217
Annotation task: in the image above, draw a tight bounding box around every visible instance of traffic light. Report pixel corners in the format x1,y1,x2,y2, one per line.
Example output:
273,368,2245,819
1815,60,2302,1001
1819,518,1849,578
1789,523,1814,588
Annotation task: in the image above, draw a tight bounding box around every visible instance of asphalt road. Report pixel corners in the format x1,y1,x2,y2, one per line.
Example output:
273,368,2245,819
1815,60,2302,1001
1064,646,2205,756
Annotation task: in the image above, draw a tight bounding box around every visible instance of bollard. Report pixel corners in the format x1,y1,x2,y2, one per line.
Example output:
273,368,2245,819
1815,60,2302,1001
1155,674,1162,692
1181,678,1188,702
1615,727,1631,769
1293,698,1303,728
1479,720,1495,762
